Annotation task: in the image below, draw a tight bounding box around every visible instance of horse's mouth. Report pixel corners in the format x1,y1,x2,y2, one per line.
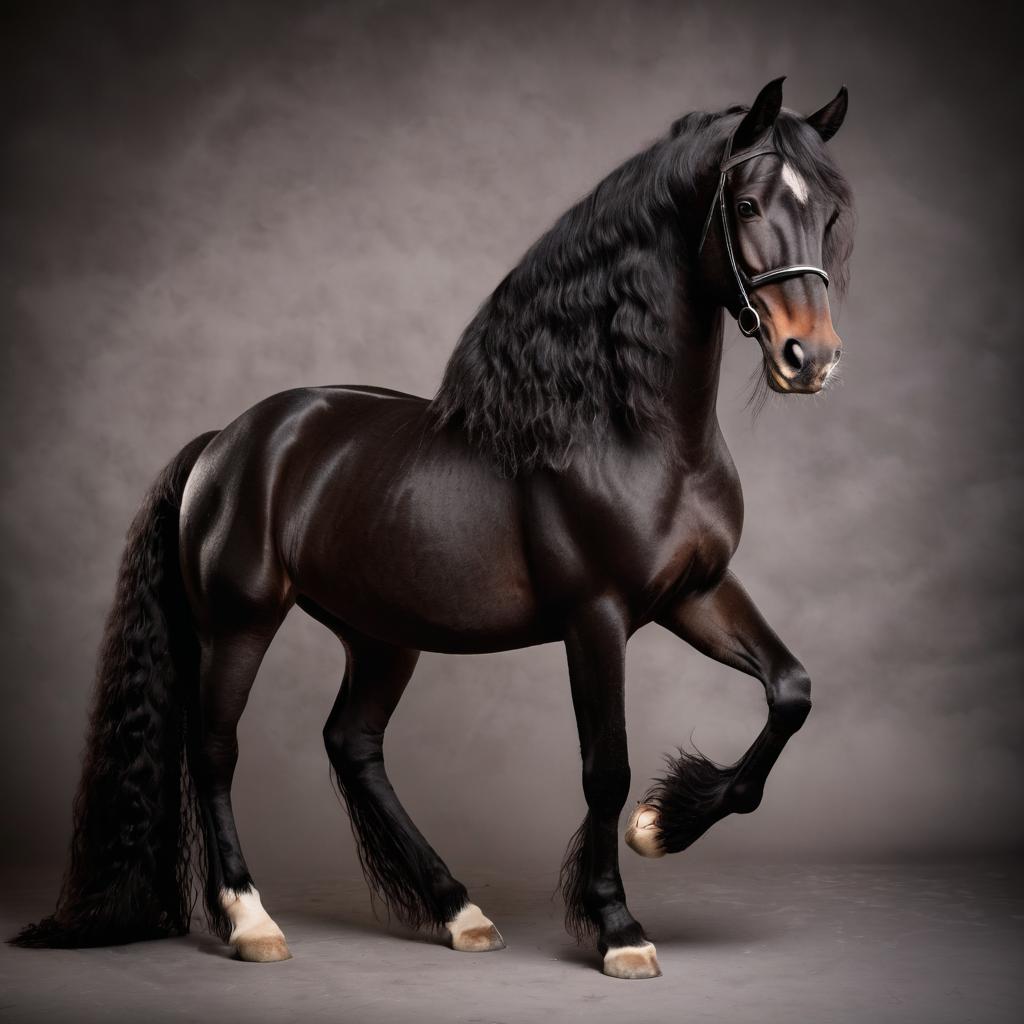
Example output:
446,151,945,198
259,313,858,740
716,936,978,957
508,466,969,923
764,355,823,395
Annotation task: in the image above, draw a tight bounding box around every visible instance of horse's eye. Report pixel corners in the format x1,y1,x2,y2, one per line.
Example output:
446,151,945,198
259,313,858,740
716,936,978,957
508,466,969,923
736,199,757,219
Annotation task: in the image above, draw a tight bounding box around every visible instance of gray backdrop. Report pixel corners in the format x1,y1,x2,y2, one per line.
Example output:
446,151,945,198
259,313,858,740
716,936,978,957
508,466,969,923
2,0,1021,886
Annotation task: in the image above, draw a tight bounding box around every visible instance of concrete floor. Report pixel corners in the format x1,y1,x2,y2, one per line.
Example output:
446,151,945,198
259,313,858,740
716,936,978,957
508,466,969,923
1,861,1021,1023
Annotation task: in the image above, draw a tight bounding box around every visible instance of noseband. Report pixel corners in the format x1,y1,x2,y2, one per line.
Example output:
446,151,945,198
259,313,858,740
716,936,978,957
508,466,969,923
698,127,830,337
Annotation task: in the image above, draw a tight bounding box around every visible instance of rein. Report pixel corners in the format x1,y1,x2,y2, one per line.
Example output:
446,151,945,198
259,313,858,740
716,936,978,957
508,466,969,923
698,127,830,337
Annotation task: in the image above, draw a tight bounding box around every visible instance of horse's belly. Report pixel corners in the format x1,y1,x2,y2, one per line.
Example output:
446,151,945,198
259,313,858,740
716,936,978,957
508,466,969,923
294,511,548,653
287,438,549,654
298,562,548,655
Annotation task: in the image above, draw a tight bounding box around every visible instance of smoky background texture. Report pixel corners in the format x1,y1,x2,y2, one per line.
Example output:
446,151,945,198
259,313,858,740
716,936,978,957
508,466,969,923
1,0,1022,888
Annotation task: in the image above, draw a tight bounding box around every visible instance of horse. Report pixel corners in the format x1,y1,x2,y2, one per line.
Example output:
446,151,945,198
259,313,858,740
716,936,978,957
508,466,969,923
12,77,854,980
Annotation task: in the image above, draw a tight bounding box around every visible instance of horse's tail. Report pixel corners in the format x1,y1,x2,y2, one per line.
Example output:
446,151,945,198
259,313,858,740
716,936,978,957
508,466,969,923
10,431,218,949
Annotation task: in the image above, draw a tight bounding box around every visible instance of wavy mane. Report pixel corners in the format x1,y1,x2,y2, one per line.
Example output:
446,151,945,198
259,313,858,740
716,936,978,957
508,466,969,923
430,106,854,476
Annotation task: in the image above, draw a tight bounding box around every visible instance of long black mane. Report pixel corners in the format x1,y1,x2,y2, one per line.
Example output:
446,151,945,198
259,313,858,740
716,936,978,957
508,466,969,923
431,106,854,476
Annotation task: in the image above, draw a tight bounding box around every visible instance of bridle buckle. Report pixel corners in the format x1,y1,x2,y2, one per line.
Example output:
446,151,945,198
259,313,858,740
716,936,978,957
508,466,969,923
737,306,761,337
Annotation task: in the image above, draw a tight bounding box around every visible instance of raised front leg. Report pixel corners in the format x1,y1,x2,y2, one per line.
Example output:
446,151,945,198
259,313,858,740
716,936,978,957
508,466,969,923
561,597,660,980
626,571,812,857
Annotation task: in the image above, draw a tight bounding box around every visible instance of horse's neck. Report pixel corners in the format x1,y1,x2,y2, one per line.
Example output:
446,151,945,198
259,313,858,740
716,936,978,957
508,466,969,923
664,295,726,456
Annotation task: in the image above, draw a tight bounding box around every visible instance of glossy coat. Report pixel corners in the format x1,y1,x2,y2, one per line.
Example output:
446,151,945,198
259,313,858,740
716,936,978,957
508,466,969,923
14,79,854,976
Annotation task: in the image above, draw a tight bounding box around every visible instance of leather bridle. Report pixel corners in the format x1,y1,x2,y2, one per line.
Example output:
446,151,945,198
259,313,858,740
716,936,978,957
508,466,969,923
698,126,830,338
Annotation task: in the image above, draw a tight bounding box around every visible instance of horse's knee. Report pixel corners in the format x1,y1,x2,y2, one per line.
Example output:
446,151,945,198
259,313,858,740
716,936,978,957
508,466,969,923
323,722,382,779
728,780,764,813
769,668,812,733
582,758,631,814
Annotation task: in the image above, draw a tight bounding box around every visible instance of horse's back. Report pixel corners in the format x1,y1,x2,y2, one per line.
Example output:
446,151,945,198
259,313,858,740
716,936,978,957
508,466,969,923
179,385,547,651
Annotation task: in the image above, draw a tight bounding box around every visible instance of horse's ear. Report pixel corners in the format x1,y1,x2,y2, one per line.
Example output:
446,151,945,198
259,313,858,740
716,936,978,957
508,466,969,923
733,77,786,150
806,86,848,142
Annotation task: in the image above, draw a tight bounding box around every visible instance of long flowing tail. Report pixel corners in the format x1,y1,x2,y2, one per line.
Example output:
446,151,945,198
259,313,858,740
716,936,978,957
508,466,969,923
11,431,218,948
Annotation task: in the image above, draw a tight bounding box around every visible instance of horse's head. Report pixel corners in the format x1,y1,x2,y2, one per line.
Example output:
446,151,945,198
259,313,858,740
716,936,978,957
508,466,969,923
699,78,853,395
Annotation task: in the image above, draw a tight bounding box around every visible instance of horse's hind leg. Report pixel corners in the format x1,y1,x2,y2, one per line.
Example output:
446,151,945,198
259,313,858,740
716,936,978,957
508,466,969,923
195,625,292,962
324,629,504,952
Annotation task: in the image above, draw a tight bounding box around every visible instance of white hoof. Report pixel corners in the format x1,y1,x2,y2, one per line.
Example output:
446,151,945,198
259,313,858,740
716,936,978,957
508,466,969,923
603,941,661,979
624,803,665,858
446,903,505,952
220,887,292,963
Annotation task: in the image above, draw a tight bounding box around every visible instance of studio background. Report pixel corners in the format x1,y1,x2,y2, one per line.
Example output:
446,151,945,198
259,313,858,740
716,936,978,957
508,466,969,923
2,0,1022,895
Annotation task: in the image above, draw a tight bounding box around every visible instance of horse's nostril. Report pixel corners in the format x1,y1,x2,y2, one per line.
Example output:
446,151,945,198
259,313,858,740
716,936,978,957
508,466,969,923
832,349,842,364
783,339,805,371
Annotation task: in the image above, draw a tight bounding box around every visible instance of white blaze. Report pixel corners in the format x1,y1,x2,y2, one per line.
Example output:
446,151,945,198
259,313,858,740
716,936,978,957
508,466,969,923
782,162,810,204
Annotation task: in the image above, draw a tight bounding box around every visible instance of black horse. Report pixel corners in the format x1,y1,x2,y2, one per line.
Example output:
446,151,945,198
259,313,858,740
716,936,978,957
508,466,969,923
13,77,853,979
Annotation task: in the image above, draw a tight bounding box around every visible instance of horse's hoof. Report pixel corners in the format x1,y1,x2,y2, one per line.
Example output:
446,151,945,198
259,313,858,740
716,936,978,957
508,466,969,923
220,887,292,963
603,942,662,979
446,903,506,952
235,935,293,962
624,803,665,858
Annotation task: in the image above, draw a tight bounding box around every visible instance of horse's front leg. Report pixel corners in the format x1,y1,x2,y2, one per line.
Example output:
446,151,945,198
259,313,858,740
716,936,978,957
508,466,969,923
560,597,660,980
626,571,812,857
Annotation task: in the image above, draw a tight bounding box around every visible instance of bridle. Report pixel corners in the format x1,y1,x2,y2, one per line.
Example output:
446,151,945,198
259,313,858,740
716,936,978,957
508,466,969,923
698,126,830,338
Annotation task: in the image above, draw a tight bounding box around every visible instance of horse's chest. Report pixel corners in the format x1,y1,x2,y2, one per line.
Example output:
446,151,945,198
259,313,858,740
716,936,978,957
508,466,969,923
534,465,739,601
611,465,744,607
661,484,741,586
524,447,744,619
